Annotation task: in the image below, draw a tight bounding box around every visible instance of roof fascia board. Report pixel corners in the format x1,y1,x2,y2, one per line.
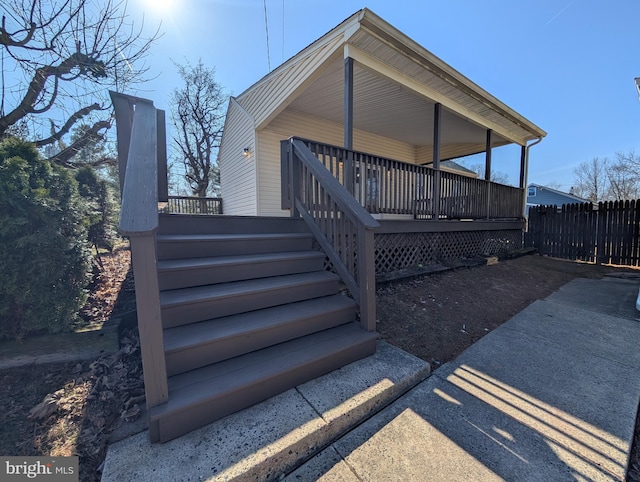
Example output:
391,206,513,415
358,9,546,139
347,46,529,146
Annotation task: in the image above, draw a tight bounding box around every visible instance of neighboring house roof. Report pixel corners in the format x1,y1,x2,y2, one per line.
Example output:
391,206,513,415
231,8,546,162
440,160,478,178
527,183,589,206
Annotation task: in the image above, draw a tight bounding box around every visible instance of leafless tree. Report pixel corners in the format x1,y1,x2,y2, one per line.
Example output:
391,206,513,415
605,151,640,201
544,181,563,191
170,59,226,197
466,163,510,185
571,157,609,202
0,0,157,167
571,152,640,202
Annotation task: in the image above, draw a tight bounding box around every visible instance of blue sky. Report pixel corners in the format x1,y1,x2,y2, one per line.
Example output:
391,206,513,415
130,0,640,191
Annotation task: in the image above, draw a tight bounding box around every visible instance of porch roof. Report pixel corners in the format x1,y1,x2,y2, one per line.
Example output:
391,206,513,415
235,8,546,160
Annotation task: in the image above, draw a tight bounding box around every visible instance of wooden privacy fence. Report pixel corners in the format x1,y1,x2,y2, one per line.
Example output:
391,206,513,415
527,200,640,266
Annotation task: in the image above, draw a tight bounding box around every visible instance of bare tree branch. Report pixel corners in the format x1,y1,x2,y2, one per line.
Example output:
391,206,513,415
1,0,158,159
45,118,111,166
34,102,102,146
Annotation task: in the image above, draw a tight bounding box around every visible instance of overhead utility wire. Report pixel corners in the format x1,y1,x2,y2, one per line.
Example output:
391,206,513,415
263,0,271,71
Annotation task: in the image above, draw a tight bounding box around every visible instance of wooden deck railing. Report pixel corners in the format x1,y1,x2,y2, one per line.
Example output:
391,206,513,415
165,196,223,215
292,138,523,220
110,92,168,410
283,138,380,331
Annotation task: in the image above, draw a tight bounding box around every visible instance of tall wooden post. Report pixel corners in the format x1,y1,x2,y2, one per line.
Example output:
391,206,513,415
432,103,441,218
157,109,169,204
485,129,492,219
344,56,354,194
110,93,134,193
519,145,526,189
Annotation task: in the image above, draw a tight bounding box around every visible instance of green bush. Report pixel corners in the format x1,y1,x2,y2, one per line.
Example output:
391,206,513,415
0,138,92,340
75,166,118,252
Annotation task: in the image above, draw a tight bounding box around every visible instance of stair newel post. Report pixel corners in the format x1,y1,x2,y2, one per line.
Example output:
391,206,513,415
357,225,376,331
110,92,169,433
129,232,169,409
290,139,301,218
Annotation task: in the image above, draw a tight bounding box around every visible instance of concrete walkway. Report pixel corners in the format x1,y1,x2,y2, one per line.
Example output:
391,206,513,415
102,276,640,481
289,276,640,481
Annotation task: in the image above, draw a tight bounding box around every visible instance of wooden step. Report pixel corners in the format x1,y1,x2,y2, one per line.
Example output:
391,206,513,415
149,322,378,443
158,214,309,235
157,251,326,290
160,271,340,328
163,294,357,376
156,233,313,260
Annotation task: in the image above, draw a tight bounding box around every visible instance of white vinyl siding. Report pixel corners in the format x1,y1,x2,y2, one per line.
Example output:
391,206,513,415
219,98,257,215
271,108,417,161
256,108,418,216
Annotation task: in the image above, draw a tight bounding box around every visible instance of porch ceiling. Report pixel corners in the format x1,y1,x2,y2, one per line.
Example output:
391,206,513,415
287,57,512,162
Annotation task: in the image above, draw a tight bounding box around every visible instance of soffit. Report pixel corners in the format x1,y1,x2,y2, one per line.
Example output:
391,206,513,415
287,57,511,159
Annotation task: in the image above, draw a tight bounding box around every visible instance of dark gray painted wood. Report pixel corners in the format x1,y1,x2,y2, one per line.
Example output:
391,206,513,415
157,109,169,204
129,233,169,408
156,232,314,260
433,103,442,218
484,129,492,181
485,129,492,219
158,213,309,235
109,92,133,194
117,99,158,235
344,57,354,150
163,294,356,376
149,322,377,443
519,145,526,189
160,271,340,328
376,219,525,234
157,251,326,290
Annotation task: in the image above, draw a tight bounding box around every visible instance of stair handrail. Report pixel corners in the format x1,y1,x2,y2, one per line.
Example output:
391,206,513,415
285,137,380,331
110,91,169,411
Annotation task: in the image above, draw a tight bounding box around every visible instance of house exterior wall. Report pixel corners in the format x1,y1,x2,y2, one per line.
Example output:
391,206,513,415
219,98,258,215
256,108,419,216
527,185,586,207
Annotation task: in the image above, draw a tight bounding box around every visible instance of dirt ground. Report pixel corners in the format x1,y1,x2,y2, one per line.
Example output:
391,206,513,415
1,249,639,481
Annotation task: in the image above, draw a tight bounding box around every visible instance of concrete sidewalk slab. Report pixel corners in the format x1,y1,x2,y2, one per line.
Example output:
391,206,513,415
499,299,640,369
292,277,640,481
101,341,430,481
546,277,640,321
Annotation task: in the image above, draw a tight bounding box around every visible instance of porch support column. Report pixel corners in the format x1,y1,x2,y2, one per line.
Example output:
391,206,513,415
432,102,441,218
484,129,492,181
344,56,354,194
485,129,492,219
344,56,354,150
519,145,527,188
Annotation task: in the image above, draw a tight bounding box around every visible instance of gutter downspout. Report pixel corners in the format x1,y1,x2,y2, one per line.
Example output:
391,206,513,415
522,137,543,218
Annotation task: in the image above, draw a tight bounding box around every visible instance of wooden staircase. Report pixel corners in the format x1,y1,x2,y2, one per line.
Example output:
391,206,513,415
147,213,377,443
